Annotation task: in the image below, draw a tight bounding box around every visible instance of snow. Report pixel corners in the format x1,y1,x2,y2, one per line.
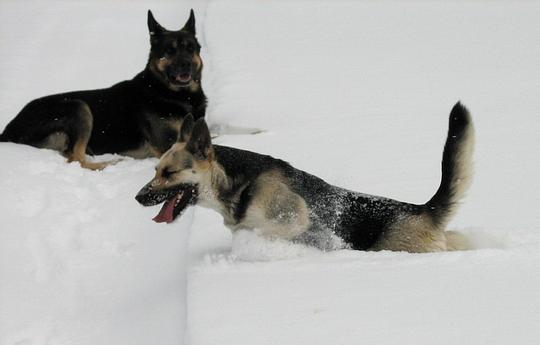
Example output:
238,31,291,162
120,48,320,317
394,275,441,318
0,145,193,345
2,1,540,345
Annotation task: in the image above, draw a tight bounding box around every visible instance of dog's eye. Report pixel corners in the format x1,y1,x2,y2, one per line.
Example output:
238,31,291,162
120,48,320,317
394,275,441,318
185,43,195,52
165,46,176,55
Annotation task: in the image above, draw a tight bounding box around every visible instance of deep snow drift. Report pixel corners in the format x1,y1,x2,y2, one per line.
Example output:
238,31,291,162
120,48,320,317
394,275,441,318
2,1,540,345
0,146,192,345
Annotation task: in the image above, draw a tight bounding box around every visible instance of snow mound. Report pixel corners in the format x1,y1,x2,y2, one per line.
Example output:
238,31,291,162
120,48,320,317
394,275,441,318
230,230,323,261
0,144,191,345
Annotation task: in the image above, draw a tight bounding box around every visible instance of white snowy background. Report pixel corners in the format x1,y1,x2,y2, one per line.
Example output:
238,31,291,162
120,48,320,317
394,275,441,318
1,1,540,345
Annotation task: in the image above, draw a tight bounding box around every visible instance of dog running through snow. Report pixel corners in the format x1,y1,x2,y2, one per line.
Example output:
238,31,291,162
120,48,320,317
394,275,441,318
136,102,473,252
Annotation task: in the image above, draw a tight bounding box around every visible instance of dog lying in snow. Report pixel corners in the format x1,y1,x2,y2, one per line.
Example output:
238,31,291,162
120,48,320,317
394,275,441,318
0,10,206,170
136,103,473,252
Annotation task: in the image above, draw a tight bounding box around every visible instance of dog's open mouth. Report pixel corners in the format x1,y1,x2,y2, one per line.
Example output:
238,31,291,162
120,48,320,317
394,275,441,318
135,183,198,223
169,72,192,86
152,187,196,223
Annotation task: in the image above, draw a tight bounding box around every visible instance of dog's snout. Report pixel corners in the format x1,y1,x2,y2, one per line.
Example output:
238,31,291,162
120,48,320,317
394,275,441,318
135,188,148,204
135,182,153,205
179,59,191,70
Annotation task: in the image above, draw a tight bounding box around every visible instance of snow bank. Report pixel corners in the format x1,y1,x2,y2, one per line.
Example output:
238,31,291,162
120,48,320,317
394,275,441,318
0,145,192,345
189,240,540,345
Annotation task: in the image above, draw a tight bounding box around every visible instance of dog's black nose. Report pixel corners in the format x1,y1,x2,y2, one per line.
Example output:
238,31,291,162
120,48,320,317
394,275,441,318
179,59,191,69
135,189,147,205
135,183,153,205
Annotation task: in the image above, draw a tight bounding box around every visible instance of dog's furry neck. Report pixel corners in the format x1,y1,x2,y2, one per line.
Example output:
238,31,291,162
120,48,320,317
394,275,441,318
132,68,207,120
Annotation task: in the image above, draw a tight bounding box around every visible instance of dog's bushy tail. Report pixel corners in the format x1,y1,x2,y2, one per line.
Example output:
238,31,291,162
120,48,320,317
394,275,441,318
425,102,474,228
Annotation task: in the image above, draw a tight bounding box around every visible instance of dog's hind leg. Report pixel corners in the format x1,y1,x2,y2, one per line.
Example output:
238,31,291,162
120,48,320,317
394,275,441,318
3,99,116,170
62,101,115,170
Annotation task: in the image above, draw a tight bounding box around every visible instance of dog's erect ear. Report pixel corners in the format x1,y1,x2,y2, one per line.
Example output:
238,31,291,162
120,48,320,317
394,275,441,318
182,9,196,35
148,10,165,36
186,118,213,160
178,114,195,143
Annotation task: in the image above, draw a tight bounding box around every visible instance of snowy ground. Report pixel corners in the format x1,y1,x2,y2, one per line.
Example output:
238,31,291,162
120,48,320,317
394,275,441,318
2,1,540,345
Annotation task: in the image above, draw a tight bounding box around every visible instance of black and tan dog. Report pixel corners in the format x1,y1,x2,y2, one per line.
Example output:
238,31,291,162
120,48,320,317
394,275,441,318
135,103,474,253
0,10,206,170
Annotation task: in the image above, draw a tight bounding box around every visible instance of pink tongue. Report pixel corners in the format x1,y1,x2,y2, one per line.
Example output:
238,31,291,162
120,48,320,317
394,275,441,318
176,74,191,82
153,198,176,223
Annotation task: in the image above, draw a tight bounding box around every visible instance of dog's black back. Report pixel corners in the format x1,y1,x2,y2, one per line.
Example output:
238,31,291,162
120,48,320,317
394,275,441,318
212,145,424,250
0,10,206,166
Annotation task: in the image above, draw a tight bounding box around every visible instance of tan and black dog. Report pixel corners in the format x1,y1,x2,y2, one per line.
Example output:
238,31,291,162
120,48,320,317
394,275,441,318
0,10,206,169
136,103,474,252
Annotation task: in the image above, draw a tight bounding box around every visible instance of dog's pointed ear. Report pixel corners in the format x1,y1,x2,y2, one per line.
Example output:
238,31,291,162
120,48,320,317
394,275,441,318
178,114,195,143
186,118,213,160
148,10,165,36
182,9,196,35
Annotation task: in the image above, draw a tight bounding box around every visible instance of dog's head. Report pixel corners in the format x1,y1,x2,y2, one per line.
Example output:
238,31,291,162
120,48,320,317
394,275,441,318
136,115,216,223
147,9,203,92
